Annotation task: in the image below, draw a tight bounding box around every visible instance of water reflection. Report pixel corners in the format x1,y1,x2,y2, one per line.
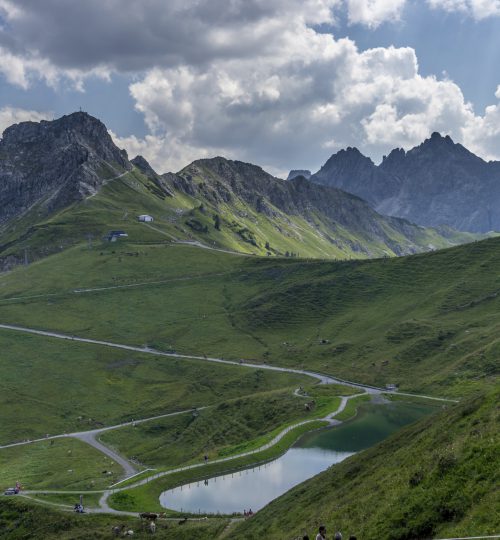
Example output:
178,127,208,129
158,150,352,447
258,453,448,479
159,401,437,514
159,447,353,514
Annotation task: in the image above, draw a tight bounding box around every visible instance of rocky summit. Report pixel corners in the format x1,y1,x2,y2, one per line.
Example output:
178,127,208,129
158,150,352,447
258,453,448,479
0,113,482,271
310,133,500,233
0,112,131,225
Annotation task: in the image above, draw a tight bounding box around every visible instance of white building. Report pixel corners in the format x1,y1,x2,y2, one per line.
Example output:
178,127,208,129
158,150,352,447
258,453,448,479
138,214,154,222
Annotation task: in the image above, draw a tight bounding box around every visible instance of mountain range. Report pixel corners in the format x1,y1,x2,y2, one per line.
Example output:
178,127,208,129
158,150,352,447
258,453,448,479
0,112,480,270
310,132,500,233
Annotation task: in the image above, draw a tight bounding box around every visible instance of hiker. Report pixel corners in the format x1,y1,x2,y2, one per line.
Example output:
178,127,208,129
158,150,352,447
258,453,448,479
204,454,208,463
334,533,342,540
149,521,156,534
316,525,327,540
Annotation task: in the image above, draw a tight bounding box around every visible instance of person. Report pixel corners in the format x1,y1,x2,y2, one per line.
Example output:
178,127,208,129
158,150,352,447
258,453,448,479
303,536,310,540
348,536,357,540
316,525,327,540
334,533,342,540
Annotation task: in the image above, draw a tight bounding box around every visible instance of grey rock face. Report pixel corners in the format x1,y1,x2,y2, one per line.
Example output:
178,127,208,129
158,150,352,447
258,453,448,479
310,133,500,232
131,155,173,197
0,112,131,225
287,169,311,180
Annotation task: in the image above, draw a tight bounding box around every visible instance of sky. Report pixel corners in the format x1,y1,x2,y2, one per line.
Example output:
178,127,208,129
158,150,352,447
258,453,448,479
0,0,500,177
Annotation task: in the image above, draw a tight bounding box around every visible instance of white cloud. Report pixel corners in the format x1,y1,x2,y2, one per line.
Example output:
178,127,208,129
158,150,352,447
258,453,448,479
0,107,51,137
109,131,228,174
346,0,407,27
427,0,500,19
119,24,500,174
0,0,340,79
1,0,500,175
121,31,500,174
462,86,500,160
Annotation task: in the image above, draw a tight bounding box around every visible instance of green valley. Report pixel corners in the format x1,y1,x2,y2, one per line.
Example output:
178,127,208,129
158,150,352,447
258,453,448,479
0,113,498,540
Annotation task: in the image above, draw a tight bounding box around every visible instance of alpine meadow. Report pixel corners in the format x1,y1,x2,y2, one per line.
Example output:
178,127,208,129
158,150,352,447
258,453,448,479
0,2,499,540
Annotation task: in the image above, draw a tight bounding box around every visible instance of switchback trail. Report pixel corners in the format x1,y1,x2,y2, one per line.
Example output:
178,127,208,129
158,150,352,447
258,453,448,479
0,322,458,515
23,393,364,516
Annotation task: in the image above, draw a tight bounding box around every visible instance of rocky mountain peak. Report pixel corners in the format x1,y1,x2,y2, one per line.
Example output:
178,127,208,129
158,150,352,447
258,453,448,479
317,146,374,175
309,132,500,232
0,111,131,226
131,155,158,178
380,148,405,170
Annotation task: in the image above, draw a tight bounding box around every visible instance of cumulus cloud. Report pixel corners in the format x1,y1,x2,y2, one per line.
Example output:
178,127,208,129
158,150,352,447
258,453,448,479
1,0,500,175
0,0,340,76
118,37,500,174
427,0,500,19
0,106,51,137
462,85,500,160
346,0,407,27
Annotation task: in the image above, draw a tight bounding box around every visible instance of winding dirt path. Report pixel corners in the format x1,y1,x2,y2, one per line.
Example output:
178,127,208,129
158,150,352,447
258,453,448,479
0,322,457,517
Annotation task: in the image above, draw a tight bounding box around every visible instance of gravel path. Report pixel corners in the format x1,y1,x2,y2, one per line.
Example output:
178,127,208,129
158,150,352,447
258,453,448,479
0,323,457,517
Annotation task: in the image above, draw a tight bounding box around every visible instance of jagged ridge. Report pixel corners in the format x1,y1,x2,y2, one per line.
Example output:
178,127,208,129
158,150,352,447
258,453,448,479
309,133,500,232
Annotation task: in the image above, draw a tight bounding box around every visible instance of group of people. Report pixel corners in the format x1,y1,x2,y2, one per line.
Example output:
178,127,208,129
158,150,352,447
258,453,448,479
302,525,356,540
243,508,254,517
73,503,84,513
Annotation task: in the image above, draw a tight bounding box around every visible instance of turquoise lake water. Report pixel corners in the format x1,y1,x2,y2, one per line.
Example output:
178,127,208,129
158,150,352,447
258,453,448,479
159,400,437,514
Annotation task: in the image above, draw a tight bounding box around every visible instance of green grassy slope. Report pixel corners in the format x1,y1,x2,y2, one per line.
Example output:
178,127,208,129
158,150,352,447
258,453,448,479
232,386,500,540
0,438,123,490
0,161,483,271
100,384,350,469
0,226,498,535
1,237,499,397
0,497,228,539
0,329,308,444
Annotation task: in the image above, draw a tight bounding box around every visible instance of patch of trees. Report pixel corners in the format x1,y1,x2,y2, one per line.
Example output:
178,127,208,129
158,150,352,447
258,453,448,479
185,219,208,233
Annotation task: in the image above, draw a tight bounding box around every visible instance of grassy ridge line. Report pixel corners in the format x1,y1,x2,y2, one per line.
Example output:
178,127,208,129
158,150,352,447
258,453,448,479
100,386,350,474
1,162,427,266
1,238,499,398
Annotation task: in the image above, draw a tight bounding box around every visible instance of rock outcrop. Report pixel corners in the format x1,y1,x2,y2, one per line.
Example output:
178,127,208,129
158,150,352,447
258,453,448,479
311,133,500,232
0,112,131,225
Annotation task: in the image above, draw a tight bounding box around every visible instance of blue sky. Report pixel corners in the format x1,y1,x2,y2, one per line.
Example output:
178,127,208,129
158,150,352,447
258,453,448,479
0,0,499,175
